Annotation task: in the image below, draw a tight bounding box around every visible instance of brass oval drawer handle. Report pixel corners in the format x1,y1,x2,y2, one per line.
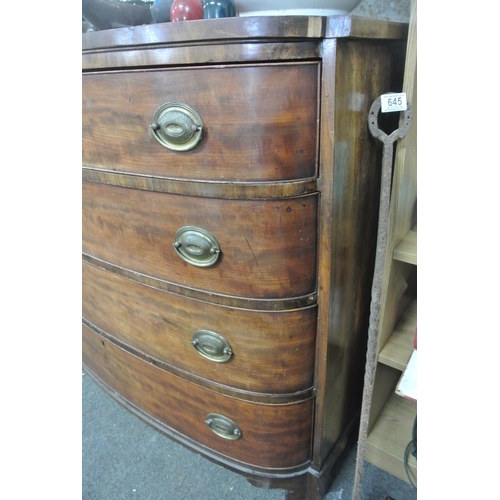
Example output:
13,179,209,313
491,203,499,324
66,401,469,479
191,330,233,363
173,226,220,267
205,413,242,441
150,102,204,152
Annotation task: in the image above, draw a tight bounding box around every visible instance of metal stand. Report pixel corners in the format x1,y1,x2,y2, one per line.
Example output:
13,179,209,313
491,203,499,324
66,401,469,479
351,97,412,500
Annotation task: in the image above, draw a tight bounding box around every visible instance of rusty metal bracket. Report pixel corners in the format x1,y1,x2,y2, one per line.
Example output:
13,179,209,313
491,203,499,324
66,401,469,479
351,96,413,500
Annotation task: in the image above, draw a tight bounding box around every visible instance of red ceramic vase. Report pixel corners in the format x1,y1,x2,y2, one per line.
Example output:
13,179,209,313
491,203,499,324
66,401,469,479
170,0,203,21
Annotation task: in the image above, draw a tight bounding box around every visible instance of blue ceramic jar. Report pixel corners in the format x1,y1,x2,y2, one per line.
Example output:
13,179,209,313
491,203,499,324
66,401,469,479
151,0,175,23
202,0,236,19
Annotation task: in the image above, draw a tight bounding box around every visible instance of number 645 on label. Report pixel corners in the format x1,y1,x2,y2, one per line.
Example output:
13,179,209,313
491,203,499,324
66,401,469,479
381,93,407,113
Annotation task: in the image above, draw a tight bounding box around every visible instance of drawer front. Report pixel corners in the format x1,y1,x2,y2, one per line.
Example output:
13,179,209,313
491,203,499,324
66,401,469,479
82,181,318,299
82,63,318,182
83,261,316,394
83,325,313,469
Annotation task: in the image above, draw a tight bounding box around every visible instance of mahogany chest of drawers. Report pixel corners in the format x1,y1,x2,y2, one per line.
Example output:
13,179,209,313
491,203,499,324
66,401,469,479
82,15,406,500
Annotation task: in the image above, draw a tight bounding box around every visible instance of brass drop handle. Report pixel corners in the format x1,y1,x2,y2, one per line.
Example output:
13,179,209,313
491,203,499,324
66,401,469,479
191,330,233,363
173,226,220,267
205,413,242,441
150,102,204,152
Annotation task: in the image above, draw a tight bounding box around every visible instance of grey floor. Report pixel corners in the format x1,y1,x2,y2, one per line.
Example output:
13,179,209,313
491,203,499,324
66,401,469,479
82,372,417,500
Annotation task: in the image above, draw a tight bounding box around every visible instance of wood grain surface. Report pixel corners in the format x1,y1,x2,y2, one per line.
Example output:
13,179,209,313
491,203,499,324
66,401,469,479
83,261,316,396
82,181,318,299
83,325,313,470
83,63,319,181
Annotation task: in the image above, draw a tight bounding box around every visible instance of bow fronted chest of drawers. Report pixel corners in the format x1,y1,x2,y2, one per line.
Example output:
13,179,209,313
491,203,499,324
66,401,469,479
82,15,407,500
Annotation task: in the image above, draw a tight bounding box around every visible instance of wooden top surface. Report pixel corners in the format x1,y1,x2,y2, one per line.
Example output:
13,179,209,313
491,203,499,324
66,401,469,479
82,15,408,51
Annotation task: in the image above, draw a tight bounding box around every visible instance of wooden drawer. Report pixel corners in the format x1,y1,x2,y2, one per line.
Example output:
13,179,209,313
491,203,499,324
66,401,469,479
82,63,319,182
83,325,313,470
82,181,318,299
83,261,316,394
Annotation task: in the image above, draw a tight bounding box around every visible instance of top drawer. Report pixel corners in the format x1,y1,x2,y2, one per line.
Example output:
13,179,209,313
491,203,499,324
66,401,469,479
82,63,319,182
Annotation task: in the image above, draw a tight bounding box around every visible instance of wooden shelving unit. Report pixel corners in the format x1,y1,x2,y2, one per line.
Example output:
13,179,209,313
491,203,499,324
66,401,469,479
378,299,417,371
366,392,417,481
363,0,417,486
394,225,417,265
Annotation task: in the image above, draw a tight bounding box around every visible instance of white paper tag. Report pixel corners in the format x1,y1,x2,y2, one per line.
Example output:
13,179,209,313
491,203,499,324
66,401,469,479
381,93,407,113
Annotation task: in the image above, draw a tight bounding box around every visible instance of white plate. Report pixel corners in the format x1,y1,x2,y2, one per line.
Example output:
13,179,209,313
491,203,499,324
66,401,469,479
235,0,362,17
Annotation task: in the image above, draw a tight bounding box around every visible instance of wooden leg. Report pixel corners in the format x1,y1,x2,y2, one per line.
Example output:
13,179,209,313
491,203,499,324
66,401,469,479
284,475,308,500
244,426,357,500
246,474,308,500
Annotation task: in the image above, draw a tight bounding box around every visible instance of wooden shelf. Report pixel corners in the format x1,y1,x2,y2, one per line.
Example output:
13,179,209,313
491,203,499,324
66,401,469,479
366,392,417,484
378,300,417,371
394,224,417,265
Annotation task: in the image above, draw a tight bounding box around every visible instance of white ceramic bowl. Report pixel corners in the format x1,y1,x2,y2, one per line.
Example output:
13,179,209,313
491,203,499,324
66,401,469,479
235,0,362,17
